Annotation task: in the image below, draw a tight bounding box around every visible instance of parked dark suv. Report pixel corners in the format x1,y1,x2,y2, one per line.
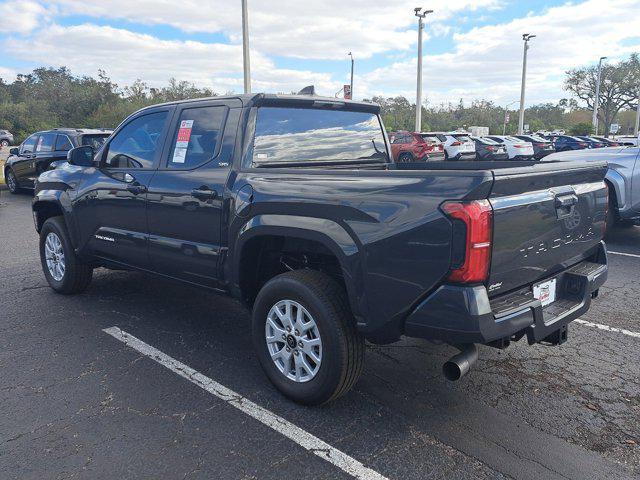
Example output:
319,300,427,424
0,129,14,147
4,128,111,193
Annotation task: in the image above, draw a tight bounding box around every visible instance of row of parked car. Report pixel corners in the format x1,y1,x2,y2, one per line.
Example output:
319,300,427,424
389,130,635,163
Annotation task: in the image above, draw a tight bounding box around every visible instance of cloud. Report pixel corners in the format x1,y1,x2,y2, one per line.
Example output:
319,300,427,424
1,0,50,33
3,23,336,94
357,0,640,105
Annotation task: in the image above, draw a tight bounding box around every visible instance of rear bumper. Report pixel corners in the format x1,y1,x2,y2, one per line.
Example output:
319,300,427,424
404,242,608,345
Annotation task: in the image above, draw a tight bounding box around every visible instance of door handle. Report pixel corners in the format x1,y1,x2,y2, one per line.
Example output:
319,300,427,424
126,183,147,195
191,186,217,201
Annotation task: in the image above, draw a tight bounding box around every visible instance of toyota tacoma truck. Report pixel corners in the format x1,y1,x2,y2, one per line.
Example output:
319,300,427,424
32,94,608,405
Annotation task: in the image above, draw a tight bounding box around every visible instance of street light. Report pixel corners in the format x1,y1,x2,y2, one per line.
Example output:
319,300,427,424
414,7,433,132
241,0,251,94
518,33,536,134
592,56,607,135
348,52,354,99
634,85,640,137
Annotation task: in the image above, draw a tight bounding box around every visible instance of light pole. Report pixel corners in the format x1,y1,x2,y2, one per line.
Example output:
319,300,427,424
634,86,640,136
518,33,535,134
503,100,520,135
241,0,251,94
592,56,607,135
414,7,433,132
348,52,354,99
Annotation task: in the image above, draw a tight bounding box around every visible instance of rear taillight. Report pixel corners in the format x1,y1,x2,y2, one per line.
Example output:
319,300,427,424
451,141,462,146
442,200,493,283
514,144,527,148
486,146,496,151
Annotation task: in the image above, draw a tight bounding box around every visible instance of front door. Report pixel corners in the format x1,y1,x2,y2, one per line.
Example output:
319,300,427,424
146,101,237,288
72,108,173,269
11,133,39,187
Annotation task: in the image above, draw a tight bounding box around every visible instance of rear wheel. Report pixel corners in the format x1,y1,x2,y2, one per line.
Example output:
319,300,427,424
398,152,413,163
605,192,618,236
0,140,9,148
5,168,19,194
252,270,364,405
40,217,93,294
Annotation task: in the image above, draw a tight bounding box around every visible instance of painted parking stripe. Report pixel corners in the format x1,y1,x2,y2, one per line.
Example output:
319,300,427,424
608,250,640,259
575,319,640,339
103,326,388,480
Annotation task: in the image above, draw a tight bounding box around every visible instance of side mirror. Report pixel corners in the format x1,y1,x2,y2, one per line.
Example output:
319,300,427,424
67,145,95,167
9,148,19,155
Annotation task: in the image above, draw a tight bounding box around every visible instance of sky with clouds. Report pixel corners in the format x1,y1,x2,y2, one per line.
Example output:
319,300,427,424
1,0,639,107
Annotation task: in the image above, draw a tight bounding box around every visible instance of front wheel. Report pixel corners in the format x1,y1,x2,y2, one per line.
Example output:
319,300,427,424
5,169,20,194
40,217,93,294
0,140,9,148
252,270,364,405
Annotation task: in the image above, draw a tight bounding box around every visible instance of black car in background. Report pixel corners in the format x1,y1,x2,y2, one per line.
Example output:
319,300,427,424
0,129,14,147
513,134,555,159
470,136,509,160
4,128,111,193
575,136,605,148
590,136,621,147
542,135,589,152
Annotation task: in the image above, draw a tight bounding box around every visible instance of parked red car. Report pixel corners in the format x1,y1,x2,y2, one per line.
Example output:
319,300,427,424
389,131,445,162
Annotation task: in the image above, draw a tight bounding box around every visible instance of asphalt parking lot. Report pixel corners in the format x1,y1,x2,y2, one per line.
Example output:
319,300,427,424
1,191,639,480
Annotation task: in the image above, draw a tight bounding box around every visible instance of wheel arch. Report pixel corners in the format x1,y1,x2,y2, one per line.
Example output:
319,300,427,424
230,214,366,323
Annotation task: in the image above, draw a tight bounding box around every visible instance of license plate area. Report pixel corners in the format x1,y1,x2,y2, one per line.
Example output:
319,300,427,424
533,278,557,307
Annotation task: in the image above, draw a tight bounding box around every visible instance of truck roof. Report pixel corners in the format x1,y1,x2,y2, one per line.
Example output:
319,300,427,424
133,93,380,114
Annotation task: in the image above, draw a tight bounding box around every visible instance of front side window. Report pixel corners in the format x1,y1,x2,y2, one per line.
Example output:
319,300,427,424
55,135,73,152
104,111,168,169
21,134,38,154
252,107,389,167
167,106,226,169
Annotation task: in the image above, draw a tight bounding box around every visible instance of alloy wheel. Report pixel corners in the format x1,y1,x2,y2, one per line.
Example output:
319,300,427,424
44,232,66,281
265,299,322,383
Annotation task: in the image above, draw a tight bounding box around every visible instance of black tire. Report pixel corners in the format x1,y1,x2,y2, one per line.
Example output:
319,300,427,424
398,152,413,163
252,270,365,405
444,151,449,161
5,168,20,194
0,140,8,148
39,216,93,294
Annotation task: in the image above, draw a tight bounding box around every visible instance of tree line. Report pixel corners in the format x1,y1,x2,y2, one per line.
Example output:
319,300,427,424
0,54,638,143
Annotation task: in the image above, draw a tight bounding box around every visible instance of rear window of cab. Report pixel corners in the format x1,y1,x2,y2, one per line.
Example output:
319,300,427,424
252,107,389,167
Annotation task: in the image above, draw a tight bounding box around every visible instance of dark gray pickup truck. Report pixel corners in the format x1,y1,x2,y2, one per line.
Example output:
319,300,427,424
32,94,608,404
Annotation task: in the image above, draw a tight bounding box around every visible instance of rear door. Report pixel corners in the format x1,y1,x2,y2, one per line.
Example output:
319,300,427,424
487,161,608,296
146,100,238,287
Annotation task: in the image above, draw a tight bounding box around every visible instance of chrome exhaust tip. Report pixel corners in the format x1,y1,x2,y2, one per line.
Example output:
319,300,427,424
443,344,478,381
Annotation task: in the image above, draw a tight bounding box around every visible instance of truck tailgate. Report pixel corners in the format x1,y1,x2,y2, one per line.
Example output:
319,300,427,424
487,161,608,296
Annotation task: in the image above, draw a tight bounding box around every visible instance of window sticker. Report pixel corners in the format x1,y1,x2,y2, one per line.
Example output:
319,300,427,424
172,120,194,163
36,136,44,152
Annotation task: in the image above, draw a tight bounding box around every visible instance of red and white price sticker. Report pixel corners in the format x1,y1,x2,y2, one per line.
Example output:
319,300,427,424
172,120,194,163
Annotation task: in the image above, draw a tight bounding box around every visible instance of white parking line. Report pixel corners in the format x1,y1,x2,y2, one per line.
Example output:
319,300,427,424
103,326,387,480
574,319,640,339
608,250,640,259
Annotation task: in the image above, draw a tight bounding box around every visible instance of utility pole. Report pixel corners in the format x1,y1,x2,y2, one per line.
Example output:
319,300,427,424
241,0,251,93
348,52,354,99
518,33,535,134
414,7,433,132
592,56,607,135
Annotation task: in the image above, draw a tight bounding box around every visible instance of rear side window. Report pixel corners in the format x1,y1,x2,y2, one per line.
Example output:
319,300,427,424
252,107,389,167
55,135,73,152
82,134,110,150
167,106,226,169
36,133,55,153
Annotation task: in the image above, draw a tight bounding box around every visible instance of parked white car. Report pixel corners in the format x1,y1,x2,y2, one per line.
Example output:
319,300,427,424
425,132,476,160
613,135,639,146
485,135,535,160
